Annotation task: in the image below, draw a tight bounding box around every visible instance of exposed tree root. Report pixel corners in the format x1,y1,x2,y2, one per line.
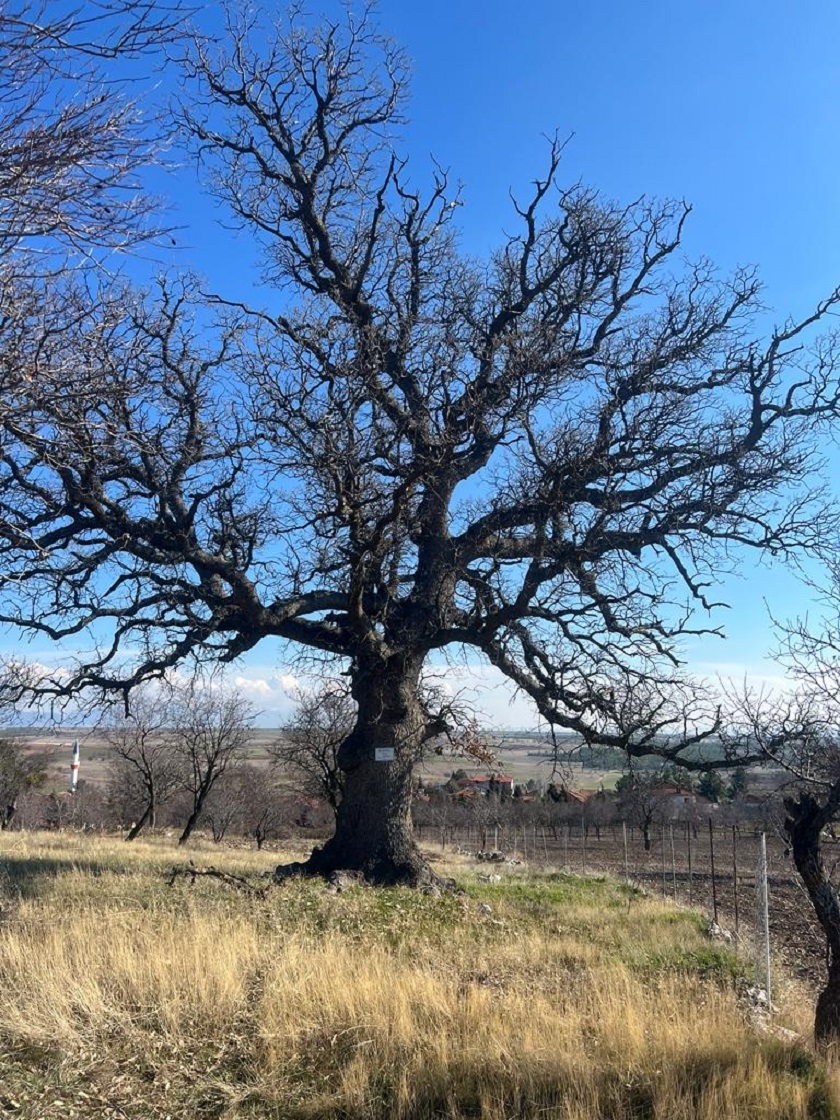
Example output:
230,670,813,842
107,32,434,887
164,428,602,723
167,851,459,897
274,848,458,894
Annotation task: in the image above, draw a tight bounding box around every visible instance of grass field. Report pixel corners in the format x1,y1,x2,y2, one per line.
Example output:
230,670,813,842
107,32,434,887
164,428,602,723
0,832,834,1119
18,726,621,796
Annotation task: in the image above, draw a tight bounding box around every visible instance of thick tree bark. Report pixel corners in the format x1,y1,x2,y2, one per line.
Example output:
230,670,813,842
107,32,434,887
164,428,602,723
785,790,840,1044
276,654,435,886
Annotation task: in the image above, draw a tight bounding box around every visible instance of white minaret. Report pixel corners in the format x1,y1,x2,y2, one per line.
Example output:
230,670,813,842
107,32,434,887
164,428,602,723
69,739,80,793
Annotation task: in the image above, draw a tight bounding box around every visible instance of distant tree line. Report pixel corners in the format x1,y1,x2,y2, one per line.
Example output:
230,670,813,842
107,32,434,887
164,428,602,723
0,679,349,846
414,763,780,853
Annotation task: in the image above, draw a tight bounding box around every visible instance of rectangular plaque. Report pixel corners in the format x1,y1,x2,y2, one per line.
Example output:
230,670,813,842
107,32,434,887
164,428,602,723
374,747,395,762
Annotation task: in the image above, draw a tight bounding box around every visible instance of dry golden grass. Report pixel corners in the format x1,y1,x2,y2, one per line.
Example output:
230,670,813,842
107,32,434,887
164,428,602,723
0,831,834,1119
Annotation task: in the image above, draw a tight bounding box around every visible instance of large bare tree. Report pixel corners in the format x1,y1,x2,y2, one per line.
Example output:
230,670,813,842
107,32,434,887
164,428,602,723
0,0,185,457
1,7,840,884
0,0,184,263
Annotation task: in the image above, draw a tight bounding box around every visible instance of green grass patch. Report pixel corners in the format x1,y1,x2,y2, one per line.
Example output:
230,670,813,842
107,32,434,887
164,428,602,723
631,943,749,983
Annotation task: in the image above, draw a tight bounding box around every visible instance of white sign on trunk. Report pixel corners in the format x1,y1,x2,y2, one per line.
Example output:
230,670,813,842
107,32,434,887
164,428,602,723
374,747,395,762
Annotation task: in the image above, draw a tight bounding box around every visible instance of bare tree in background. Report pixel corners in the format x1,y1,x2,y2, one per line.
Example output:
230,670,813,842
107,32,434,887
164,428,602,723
1,6,840,884
272,682,354,818
616,766,672,851
103,686,182,840
725,604,840,1045
171,680,253,845
0,736,49,829
0,661,50,831
235,764,288,849
202,763,288,846
201,772,243,843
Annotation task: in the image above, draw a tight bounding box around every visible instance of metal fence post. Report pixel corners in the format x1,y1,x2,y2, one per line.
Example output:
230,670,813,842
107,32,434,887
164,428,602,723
708,818,718,923
687,824,693,905
757,832,772,1010
732,826,739,937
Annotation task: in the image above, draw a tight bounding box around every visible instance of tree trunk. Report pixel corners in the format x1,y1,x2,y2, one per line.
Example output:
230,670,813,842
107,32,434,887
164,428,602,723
178,769,219,845
785,790,840,1044
1,799,17,830
276,654,437,887
178,800,203,845
816,964,840,1044
126,797,153,841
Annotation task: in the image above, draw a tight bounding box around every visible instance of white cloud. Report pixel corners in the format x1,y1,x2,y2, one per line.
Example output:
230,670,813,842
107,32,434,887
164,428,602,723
6,644,804,732
232,675,273,697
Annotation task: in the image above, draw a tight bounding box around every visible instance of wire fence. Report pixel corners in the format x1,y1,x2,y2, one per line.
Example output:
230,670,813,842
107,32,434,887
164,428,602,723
417,817,788,998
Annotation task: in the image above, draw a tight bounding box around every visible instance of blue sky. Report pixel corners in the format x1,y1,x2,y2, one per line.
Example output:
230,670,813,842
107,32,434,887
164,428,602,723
14,1,840,727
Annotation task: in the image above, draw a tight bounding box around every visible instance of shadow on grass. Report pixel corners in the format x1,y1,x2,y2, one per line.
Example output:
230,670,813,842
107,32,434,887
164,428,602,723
311,1043,839,1120
0,856,111,899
